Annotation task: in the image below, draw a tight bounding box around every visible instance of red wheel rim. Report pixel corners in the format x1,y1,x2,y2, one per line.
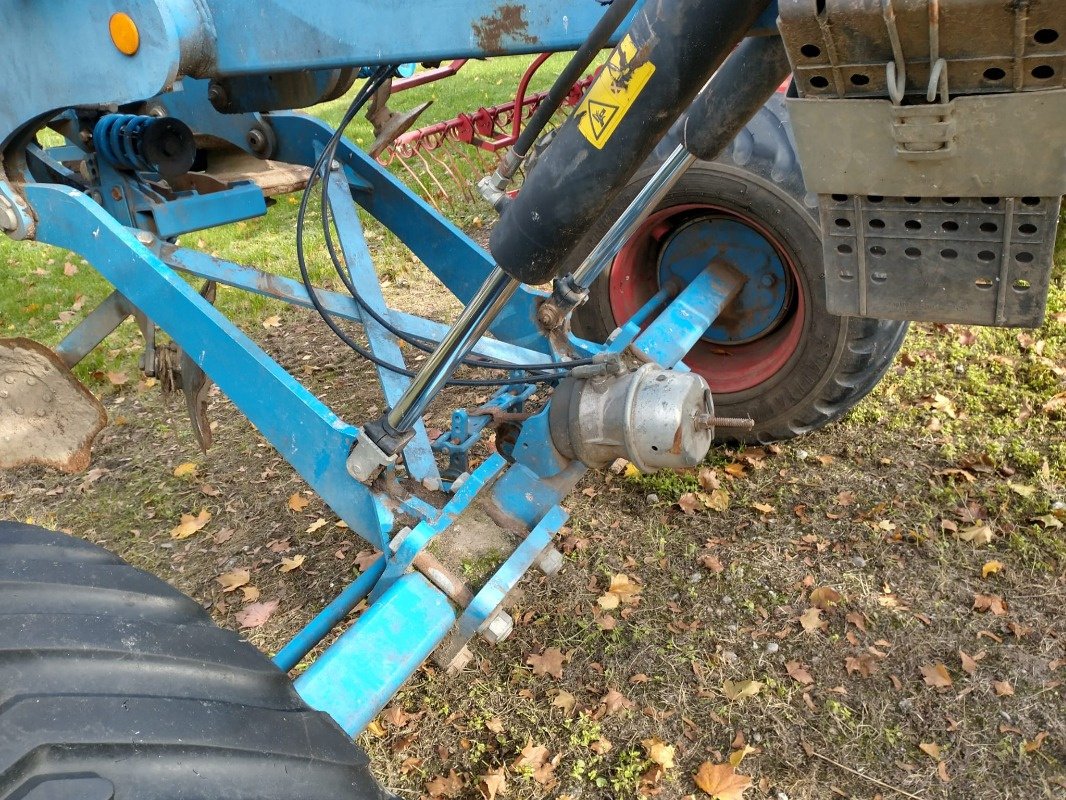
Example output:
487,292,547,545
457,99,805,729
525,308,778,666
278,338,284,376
609,204,806,394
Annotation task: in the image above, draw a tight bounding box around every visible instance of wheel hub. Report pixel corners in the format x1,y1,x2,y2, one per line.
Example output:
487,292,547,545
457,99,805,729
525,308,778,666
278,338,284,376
657,216,790,345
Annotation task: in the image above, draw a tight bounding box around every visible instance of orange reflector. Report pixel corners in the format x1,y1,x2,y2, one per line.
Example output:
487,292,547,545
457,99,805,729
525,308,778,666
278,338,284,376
109,12,140,56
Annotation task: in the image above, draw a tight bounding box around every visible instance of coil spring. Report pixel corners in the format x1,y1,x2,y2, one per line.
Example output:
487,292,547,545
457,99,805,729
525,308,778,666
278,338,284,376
93,114,158,172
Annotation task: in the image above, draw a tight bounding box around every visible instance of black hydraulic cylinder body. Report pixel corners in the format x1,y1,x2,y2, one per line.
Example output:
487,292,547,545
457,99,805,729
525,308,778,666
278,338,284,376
489,0,772,285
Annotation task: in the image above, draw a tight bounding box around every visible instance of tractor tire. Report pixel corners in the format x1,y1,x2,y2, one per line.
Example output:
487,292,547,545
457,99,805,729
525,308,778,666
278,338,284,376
570,93,908,443
0,520,392,800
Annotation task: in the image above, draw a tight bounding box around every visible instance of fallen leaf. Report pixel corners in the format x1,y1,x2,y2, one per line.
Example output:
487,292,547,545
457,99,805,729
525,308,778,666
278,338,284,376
306,517,327,533
484,717,504,734
810,586,843,610
600,687,633,716
241,585,260,602
63,261,78,276
799,607,827,634
959,650,978,676
171,509,211,539
994,679,1014,696
694,761,752,800
699,488,730,512
107,371,128,386
598,573,641,609
921,662,953,689
845,611,868,632
845,654,878,678
288,493,309,512
751,502,775,515
1032,513,1063,529
1008,483,1036,498
722,679,763,701
1024,732,1048,753
679,493,701,515
973,593,1008,616
365,720,386,737
262,315,281,329
426,769,463,798
173,462,198,478
216,568,250,592
938,760,951,783
513,741,549,770
478,766,506,800
642,737,675,770
701,554,725,573
728,745,755,768
956,524,994,545
551,690,576,714
786,661,815,686
981,560,1005,578
279,554,305,573
919,742,942,760
235,599,278,629
527,647,565,679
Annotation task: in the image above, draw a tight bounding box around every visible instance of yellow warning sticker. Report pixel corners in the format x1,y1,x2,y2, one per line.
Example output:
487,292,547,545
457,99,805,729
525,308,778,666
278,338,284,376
576,34,656,149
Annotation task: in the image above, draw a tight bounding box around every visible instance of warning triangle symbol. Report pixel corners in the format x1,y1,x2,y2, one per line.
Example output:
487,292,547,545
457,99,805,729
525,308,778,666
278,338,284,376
586,99,620,142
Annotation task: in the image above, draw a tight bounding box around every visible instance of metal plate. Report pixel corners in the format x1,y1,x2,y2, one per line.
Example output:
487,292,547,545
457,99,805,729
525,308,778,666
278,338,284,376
787,90,1066,197
779,0,1066,99
0,338,106,473
821,195,1060,326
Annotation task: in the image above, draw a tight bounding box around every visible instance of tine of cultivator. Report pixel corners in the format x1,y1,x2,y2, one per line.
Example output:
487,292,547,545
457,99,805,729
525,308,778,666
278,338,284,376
377,54,597,210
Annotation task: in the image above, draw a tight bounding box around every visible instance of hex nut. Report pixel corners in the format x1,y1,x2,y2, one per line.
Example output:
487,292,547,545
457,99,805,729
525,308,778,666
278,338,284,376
536,547,564,577
480,611,514,645
0,197,16,233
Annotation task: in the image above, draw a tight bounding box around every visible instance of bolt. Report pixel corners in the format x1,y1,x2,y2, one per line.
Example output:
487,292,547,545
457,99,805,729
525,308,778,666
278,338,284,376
760,274,777,288
247,128,268,155
0,196,17,233
695,414,755,431
535,547,564,577
480,611,514,645
111,187,124,201
136,230,155,245
207,82,228,108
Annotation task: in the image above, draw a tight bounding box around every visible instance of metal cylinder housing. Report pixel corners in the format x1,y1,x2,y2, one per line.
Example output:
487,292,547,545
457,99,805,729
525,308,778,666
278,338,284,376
549,363,714,473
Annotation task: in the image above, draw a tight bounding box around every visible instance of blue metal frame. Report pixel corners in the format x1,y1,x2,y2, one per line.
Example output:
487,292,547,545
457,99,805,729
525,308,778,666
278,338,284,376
3,0,781,739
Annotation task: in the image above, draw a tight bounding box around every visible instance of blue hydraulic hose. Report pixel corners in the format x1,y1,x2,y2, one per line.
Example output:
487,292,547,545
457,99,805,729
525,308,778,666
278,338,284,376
273,555,387,672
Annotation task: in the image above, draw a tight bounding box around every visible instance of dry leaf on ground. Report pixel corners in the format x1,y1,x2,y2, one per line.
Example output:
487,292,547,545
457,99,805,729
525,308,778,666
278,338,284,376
642,737,675,770
173,462,198,478
722,679,763,701
527,647,565,679
279,554,305,573
171,509,211,539
921,662,953,688
235,599,278,629
786,661,815,686
694,761,752,800
288,493,309,512
216,568,250,592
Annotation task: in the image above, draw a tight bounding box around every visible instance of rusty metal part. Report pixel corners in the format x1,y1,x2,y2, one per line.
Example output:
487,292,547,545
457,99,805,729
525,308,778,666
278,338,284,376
0,338,107,473
365,77,434,159
411,550,475,607
471,3,537,55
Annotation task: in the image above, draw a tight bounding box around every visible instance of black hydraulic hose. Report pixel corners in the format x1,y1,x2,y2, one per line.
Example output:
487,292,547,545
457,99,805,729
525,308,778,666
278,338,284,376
510,0,638,161
679,34,792,160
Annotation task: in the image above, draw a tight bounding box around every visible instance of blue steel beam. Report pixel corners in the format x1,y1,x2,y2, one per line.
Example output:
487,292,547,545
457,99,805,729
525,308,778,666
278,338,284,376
161,245,553,367
325,169,440,486
294,572,456,736
25,183,394,552
268,113,552,353
55,291,136,368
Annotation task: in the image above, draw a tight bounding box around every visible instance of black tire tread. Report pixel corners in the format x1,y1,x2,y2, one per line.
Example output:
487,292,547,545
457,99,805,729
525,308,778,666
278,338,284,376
0,521,391,800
